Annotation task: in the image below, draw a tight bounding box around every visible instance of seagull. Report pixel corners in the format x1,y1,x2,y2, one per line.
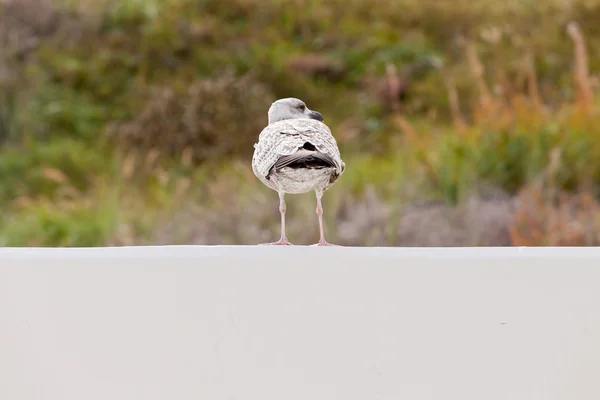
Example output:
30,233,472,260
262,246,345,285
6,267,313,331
252,98,345,246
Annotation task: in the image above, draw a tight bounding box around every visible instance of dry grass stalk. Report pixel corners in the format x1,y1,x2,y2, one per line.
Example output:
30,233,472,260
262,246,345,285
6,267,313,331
464,39,493,113
384,60,439,192
566,21,594,114
442,71,467,131
385,63,421,142
525,51,544,115
393,115,420,142
385,63,402,113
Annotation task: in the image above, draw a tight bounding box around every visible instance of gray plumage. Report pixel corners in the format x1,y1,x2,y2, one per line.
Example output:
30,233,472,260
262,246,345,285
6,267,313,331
252,101,345,195
251,97,345,245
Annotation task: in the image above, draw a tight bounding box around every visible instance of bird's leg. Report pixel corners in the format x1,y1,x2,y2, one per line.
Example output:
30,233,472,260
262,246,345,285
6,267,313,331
260,192,292,246
311,191,338,246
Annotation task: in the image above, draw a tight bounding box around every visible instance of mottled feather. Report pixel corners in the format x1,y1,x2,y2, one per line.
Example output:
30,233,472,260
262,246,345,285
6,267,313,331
252,118,344,183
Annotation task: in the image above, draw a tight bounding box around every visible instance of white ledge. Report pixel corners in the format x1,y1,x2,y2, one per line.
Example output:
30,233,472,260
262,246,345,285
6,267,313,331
2,246,600,400
2,245,600,260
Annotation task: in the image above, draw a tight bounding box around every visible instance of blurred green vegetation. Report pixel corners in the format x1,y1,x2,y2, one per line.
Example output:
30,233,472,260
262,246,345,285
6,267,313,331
2,0,600,246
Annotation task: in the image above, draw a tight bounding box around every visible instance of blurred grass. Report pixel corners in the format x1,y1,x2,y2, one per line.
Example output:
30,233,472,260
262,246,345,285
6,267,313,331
2,0,600,246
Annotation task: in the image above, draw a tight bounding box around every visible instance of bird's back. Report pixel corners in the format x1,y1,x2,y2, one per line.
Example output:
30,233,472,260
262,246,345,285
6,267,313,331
252,119,344,183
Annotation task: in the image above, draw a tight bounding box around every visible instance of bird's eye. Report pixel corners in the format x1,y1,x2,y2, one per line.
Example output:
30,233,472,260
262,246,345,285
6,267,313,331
298,104,306,111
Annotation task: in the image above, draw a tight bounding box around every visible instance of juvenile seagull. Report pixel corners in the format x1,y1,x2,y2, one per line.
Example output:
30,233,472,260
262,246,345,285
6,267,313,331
252,98,345,246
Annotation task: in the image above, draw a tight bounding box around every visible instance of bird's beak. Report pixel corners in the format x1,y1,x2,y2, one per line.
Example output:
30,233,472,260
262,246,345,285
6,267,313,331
308,110,324,122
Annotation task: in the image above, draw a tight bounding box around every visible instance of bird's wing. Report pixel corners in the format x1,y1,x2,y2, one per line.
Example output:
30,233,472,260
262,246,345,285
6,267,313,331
252,119,343,179
272,148,337,171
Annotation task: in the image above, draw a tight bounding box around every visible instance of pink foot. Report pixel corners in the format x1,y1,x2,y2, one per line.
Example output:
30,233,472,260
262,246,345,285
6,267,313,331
310,239,340,247
259,237,293,246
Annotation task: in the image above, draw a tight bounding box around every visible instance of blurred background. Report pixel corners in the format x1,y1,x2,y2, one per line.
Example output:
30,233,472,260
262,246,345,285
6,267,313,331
1,0,600,247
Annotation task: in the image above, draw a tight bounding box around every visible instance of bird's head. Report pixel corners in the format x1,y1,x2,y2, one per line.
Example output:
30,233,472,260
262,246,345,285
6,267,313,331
267,97,324,125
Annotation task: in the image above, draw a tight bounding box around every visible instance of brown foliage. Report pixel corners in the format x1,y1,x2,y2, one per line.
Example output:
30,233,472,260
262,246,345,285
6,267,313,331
510,186,600,246
110,70,275,165
0,0,94,58
0,0,55,58
287,54,345,82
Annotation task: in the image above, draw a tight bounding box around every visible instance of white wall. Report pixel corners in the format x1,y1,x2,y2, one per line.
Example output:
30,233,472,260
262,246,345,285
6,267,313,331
1,246,600,400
